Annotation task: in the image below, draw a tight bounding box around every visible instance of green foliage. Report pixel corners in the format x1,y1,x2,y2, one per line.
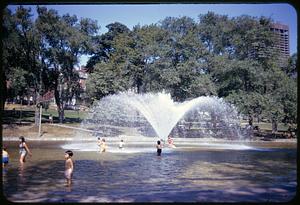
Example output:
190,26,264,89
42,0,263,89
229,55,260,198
284,53,297,78
3,6,98,123
273,74,297,123
3,8,297,125
226,91,267,117
86,62,129,101
198,12,233,55
34,6,98,122
6,68,28,98
86,22,130,70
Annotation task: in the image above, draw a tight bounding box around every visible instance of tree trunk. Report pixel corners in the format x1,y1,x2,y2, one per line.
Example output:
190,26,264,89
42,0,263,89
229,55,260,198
35,66,43,126
58,107,64,123
271,118,278,134
35,90,40,126
27,94,31,106
248,114,253,126
55,90,65,124
54,79,65,124
35,106,40,126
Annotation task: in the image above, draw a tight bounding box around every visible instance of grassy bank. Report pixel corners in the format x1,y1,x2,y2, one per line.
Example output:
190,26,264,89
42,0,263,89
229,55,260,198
3,104,297,140
252,122,296,132
3,104,88,124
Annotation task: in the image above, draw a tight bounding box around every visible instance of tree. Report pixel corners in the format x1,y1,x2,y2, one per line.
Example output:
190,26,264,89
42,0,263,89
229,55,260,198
198,12,234,56
229,15,276,62
211,57,264,97
226,91,268,123
271,73,297,124
2,6,46,125
86,22,130,71
158,17,213,100
284,53,297,78
131,24,171,93
87,16,216,101
2,8,21,105
86,61,129,101
36,6,98,123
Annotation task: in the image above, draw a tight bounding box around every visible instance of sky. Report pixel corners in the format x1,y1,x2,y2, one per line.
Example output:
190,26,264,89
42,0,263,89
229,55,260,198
7,3,297,67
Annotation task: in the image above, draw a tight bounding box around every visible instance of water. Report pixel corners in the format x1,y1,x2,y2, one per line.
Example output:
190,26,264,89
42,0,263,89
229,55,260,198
61,138,256,153
78,91,242,142
2,141,297,202
4,92,295,202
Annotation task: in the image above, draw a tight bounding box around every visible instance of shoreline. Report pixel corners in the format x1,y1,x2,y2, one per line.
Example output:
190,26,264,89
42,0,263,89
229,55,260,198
2,135,297,143
2,123,297,143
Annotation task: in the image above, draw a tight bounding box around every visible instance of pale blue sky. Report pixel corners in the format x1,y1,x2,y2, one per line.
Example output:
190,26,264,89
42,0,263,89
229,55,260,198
7,3,297,66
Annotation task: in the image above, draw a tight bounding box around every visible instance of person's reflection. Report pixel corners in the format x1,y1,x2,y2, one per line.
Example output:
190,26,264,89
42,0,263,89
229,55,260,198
2,165,8,182
65,171,72,192
18,163,26,184
65,183,72,192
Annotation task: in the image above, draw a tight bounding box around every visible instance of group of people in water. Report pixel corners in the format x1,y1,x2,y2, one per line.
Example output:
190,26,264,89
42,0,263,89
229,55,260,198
156,136,176,156
2,135,176,186
2,136,33,168
2,136,32,167
97,137,107,152
96,135,176,156
2,136,74,186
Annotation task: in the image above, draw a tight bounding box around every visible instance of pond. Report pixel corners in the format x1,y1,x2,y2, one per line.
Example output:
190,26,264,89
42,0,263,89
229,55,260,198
2,140,297,202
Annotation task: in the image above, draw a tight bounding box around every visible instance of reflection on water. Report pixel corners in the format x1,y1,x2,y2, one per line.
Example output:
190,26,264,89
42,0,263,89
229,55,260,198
2,141,297,203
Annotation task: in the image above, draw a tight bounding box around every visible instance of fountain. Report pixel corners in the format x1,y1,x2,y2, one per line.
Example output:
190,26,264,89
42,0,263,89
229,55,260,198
62,91,252,152
79,91,242,139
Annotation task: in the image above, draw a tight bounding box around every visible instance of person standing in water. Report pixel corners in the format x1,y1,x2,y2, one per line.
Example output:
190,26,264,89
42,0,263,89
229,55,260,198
19,136,32,164
167,135,176,148
100,138,107,153
156,140,163,156
97,137,102,152
119,139,124,149
64,150,74,186
2,146,9,167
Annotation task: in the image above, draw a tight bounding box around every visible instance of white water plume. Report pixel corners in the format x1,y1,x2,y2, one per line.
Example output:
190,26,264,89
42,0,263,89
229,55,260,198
79,91,241,141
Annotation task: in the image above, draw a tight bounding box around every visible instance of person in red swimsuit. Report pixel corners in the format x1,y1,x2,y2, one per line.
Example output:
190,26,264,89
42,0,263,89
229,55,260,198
167,135,176,148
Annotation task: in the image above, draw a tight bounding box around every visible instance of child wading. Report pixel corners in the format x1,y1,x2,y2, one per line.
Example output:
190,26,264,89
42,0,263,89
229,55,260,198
100,138,107,153
97,137,102,152
156,140,163,156
19,136,32,164
167,135,176,148
2,146,9,167
119,139,124,149
64,150,74,186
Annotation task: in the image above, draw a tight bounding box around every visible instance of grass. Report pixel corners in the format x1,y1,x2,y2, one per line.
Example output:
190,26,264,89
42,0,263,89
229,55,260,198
3,104,89,124
43,109,88,120
252,122,295,131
